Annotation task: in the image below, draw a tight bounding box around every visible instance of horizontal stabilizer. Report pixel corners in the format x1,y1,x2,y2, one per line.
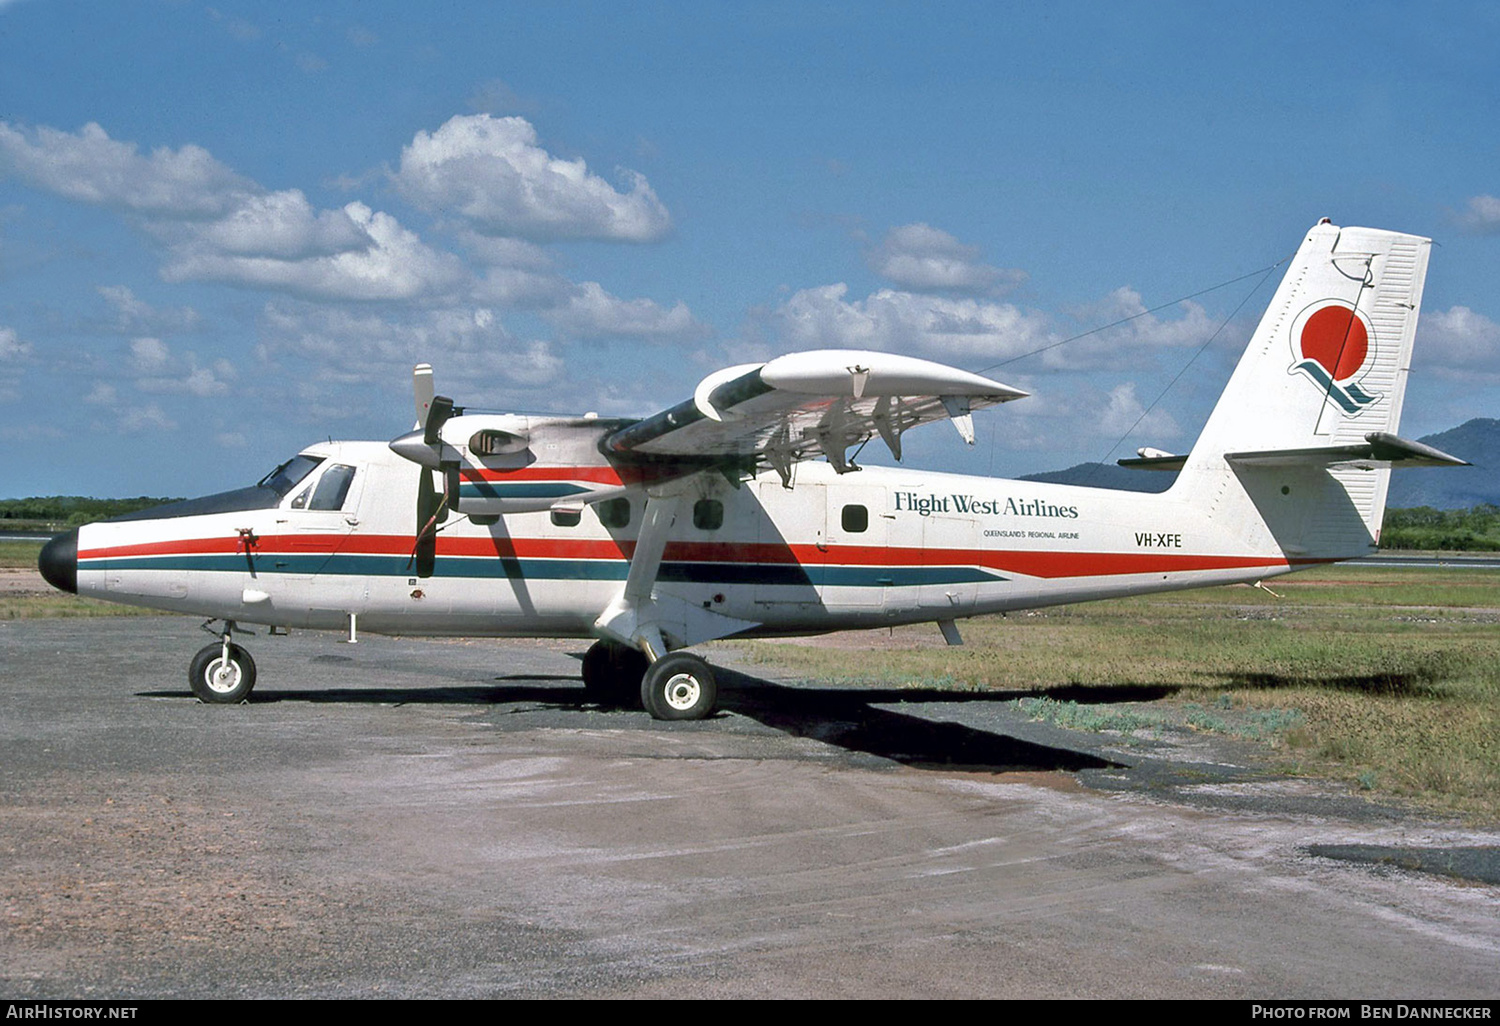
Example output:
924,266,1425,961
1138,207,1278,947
1118,447,1187,471
1224,432,1469,469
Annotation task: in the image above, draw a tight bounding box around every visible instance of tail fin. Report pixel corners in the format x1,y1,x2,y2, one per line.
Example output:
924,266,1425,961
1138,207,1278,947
1173,220,1433,557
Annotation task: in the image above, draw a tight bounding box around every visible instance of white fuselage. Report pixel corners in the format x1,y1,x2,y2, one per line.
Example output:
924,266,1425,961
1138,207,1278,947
72,440,1320,640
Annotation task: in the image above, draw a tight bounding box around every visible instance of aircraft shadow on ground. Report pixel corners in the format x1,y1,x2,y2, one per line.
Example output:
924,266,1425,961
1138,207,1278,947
712,668,1122,772
138,663,1126,774
1217,671,1442,697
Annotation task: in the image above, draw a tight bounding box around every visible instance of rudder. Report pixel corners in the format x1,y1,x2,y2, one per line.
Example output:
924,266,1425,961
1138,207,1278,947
1173,220,1433,557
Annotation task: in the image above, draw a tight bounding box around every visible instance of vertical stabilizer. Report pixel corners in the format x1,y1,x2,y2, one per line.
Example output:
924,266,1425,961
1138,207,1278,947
1174,221,1431,557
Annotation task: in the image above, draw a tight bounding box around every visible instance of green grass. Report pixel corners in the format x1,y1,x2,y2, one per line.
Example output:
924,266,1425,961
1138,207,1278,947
0,540,158,618
0,594,162,619
728,564,1500,821
0,539,44,569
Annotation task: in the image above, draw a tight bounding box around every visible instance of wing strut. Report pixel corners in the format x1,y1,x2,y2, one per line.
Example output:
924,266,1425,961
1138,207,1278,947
592,477,759,660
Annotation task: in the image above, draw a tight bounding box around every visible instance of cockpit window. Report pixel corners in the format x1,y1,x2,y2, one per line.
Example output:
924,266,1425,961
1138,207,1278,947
258,454,325,497
308,464,357,511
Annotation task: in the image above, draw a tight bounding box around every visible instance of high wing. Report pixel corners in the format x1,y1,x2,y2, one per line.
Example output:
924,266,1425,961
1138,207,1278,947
604,349,1027,483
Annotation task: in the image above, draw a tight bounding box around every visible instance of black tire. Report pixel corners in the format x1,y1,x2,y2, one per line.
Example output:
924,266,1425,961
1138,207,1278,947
581,640,648,707
640,652,717,721
188,642,257,704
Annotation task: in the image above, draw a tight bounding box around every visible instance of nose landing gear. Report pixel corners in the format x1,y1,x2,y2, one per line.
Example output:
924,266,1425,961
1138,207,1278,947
188,622,257,704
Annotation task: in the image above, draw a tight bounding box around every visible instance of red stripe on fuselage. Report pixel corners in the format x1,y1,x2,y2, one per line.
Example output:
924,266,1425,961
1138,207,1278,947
458,466,631,484
77,533,1315,579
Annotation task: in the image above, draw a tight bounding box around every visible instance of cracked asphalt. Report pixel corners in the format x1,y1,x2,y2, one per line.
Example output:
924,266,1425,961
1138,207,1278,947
2,616,1496,998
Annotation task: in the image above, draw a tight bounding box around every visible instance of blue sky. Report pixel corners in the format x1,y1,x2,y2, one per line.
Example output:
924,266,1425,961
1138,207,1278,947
2,0,1497,497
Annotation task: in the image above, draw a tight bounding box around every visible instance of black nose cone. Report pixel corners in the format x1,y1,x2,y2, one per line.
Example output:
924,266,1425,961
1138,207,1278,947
39,529,78,595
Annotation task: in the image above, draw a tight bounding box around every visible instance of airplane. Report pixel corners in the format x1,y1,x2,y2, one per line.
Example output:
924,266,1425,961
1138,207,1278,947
37,220,1468,720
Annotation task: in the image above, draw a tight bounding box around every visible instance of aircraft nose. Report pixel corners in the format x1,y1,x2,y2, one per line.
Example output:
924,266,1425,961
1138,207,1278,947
38,529,78,595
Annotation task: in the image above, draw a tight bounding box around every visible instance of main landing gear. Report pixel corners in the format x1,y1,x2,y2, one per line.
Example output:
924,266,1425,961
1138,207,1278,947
581,639,648,707
640,651,717,721
581,639,718,721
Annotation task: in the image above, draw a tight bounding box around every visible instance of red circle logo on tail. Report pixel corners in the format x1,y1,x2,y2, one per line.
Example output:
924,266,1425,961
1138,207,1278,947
1298,304,1369,382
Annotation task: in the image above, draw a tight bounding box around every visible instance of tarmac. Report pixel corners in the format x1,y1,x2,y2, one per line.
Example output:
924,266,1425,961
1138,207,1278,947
1,615,1497,999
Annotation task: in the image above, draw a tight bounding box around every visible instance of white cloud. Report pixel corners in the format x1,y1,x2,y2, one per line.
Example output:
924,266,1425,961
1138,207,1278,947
1,121,457,303
765,283,1051,359
137,362,233,398
393,114,672,242
0,325,29,402
290,49,327,74
0,121,254,218
457,232,554,269
504,340,565,386
1098,381,1181,439
463,232,574,308
97,285,201,334
163,201,466,301
1418,305,1500,378
868,223,1025,296
129,336,234,396
117,403,177,434
0,325,33,360
129,336,170,370
472,265,575,308
207,8,262,42
175,189,371,260
1047,288,1218,369
84,382,117,406
543,281,708,343
258,301,562,389
1455,194,1500,235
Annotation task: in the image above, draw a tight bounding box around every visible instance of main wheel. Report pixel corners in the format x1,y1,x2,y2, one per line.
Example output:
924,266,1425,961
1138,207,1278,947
640,652,717,721
188,642,257,704
581,640,648,707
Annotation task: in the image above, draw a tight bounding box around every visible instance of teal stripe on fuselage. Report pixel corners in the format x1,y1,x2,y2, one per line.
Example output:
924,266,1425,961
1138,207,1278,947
83,553,1005,588
458,481,593,500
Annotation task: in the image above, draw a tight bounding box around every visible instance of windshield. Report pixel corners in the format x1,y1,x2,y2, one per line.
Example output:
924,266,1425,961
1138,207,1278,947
257,454,325,497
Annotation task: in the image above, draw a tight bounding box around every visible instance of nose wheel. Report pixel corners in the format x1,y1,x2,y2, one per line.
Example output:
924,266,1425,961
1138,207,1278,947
188,640,257,704
640,651,717,721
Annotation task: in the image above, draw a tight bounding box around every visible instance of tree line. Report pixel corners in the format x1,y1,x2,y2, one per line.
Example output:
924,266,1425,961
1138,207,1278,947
1381,504,1500,551
6,495,1500,551
0,496,182,529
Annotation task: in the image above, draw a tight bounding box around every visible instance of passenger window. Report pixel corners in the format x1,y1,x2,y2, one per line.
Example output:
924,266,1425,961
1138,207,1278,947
841,504,868,533
309,464,357,511
693,499,723,530
551,509,582,528
598,498,630,528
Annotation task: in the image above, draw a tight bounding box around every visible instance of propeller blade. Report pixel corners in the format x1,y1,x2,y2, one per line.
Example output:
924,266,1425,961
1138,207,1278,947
413,364,434,431
400,366,459,578
413,469,439,579
424,395,454,446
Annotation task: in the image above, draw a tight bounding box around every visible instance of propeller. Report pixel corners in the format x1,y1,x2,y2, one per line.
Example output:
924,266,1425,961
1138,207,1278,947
413,464,447,578
391,365,461,578
412,362,435,430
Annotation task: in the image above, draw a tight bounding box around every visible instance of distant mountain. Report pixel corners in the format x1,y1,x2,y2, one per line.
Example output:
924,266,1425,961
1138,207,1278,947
1385,419,1500,510
1019,418,1499,509
1018,462,1176,493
